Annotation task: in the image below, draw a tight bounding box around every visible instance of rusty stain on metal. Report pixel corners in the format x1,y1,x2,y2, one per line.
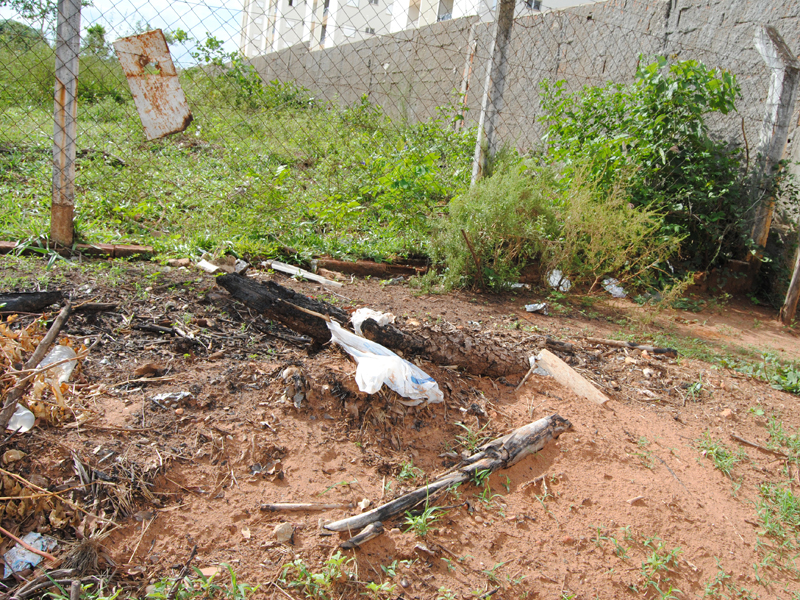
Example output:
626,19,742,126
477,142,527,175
113,29,193,140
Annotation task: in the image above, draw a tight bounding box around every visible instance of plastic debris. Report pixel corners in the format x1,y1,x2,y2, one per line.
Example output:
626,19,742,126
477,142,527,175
547,270,571,292
281,366,307,408
39,345,77,384
3,532,57,578
351,308,396,336
6,405,34,433
327,321,443,406
529,357,550,377
151,391,192,409
602,278,627,298
525,302,549,315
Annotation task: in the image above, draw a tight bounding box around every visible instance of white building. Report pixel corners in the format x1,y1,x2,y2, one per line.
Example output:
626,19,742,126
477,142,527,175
240,0,591,57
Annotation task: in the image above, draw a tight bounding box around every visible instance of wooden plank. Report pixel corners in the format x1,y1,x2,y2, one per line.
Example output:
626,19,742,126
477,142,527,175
536,349,610,407
50,0,81,247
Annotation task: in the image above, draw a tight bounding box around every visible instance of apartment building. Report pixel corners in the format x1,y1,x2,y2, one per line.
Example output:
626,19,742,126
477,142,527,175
240,0,592,57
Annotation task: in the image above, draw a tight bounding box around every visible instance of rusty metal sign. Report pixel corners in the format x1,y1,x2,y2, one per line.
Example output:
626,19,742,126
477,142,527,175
113,29,192,140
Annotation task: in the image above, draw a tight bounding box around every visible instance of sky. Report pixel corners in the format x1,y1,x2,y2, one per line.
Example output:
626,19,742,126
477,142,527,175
1,0,242,66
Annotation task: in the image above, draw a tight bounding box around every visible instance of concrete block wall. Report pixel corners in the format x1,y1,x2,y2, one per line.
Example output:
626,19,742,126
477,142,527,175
247,0,800,174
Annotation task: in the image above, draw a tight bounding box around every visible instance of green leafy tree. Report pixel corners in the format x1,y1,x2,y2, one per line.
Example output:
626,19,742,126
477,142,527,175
80,23,108,57
0,18,48,50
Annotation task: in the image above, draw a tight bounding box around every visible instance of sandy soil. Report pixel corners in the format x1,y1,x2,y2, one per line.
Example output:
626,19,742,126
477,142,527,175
2,256,800,600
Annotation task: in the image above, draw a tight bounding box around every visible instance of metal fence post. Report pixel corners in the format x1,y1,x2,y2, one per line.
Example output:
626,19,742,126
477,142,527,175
749,25,800,258
471,0,515,184
51,0,82,248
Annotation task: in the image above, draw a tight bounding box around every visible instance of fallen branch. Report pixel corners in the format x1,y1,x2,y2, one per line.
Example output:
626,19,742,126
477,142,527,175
536,349,610,407
730,434,788,458
361,318,528,378
340,521,383,549
219,274,527,376
585,337,677,357
0,302,72,431
260,502,354,512
216,273,348,347
324,414,570,533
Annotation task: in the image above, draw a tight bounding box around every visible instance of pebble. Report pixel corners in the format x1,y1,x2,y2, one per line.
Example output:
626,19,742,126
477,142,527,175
175,408,184,416
274,522,293,543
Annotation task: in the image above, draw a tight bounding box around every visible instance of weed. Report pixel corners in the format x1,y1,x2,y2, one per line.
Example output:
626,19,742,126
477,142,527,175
317,480,355,496
766,416,800,460
145,563,259,599
403,501,443,537
398,460,424,482
454,421,492,453
633,539,683,600
471,468,492,487
436,588,457,600
362,581,396,599
47,582,122,600
482,561,508,585
380,559,414,577
281,552,354,600
697,433,744,479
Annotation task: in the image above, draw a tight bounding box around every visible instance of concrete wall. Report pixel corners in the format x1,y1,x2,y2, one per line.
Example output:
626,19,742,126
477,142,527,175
248,0,800,175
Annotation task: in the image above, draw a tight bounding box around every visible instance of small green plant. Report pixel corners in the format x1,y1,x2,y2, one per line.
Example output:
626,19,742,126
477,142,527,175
471,468,492,487
634,539,683,600
482,561,508,585
280,552,354,600
362,581,396,599
145,563,259,599
455,421,492,453
403,502,443,537
686,375,704,400
398,459,424,482
697,433,744,479
47,582,122,600
437,588,458,600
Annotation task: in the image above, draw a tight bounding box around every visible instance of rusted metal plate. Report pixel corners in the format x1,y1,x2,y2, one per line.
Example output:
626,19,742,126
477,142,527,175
113,29,193,140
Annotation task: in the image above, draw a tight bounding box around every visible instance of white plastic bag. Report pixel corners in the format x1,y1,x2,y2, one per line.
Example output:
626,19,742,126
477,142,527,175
351,308,396,336
327,321,443,406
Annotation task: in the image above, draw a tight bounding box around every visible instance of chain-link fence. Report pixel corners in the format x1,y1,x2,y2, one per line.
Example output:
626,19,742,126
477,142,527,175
1,0,799,268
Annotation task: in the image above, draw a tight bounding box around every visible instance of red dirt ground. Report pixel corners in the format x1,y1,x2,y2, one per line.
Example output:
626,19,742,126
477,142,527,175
2,255,800,600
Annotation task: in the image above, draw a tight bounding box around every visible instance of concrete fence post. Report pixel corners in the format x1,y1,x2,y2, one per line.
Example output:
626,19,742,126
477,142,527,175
749,25,799,258
471,0,515,184
50,0,82,248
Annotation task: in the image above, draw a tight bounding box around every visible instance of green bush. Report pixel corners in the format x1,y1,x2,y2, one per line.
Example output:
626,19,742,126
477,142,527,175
549,170,679,290
433,162,679,291
434,163,559,290
541,55,746,273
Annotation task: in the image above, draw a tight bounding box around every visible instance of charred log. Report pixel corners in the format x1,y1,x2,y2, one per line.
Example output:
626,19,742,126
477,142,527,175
216,273,348,347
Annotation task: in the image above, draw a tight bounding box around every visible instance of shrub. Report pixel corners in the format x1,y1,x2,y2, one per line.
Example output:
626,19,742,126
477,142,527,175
541,55,746,272
434,163,680,291
434,162,559,290
548,169,679,290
